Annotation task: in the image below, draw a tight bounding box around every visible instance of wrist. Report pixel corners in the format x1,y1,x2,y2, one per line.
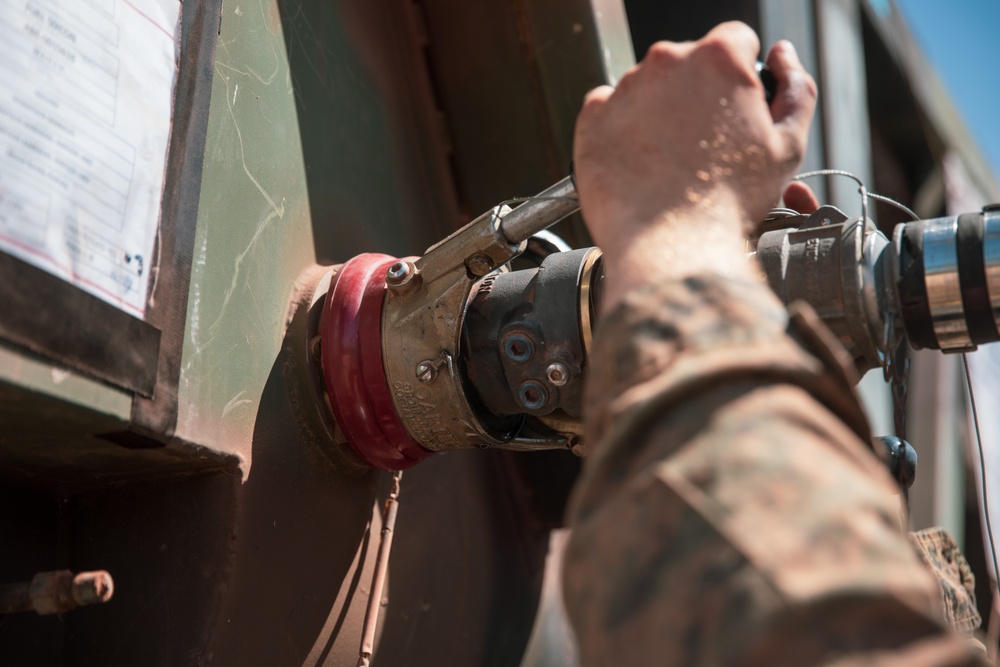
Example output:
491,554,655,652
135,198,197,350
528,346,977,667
594,207,758,315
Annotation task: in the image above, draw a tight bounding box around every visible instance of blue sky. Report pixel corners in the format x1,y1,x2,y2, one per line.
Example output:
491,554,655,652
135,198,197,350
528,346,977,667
893,0,1000,183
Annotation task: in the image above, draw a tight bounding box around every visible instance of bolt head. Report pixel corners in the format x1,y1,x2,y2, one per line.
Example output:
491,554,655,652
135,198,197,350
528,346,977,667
545,362,570,386
466,254,494,277
416,362,436,383
386,261,413,286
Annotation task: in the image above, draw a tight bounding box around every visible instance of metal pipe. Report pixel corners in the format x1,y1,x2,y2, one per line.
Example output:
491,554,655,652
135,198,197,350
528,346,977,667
0,570,113,615
357,472,402,667
498,176,580,244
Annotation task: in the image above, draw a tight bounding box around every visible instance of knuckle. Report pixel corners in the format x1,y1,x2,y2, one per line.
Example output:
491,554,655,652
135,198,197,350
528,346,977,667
579,86,611,118
643,40,682,66
788,143,805,166
692,37,750,78
613,63,640,92
717,20,757,40
781,136,807,167
582,86,609,106
785,67,818,103
705,20,759,51
695,34,734,62
693,21,760,78
724,20,761,53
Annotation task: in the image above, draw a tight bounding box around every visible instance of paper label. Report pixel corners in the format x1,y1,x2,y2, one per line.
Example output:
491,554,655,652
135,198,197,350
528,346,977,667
0,0,180,317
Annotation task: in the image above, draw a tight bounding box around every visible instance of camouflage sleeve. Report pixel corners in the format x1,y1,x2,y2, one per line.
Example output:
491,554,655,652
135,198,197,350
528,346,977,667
562,274,990,667
909,528,984,638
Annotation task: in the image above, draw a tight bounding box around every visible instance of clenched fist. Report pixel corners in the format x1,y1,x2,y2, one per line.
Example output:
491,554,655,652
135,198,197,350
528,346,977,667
574,22,817,312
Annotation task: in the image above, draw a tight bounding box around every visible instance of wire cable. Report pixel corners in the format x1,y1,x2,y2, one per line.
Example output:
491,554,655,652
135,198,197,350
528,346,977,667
963,353,1000,597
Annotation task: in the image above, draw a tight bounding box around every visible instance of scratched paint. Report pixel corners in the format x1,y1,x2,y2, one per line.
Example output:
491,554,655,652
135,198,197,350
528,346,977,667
175,0,311,462
175,0,461,463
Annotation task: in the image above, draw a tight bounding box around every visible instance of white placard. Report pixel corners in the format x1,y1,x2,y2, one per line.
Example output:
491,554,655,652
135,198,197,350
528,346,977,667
0,0,179,318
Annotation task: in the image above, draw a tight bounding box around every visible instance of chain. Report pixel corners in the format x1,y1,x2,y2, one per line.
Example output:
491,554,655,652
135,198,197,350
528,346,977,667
357,470,403,667
889,339,910,442
885,336,911,511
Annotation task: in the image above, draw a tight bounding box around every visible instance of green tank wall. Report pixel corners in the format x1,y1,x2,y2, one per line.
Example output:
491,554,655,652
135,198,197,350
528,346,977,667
0,1,633,664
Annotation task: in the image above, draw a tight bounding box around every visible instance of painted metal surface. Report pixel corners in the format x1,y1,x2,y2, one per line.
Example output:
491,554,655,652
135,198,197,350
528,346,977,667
0,0,628,664
176,0,456,458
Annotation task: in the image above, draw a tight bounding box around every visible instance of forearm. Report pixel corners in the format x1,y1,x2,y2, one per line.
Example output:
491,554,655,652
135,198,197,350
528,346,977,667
562,275,988,667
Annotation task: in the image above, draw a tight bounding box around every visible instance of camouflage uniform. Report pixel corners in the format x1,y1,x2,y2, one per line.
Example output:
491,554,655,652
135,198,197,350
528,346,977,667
563,274,989,666
910,528,984,639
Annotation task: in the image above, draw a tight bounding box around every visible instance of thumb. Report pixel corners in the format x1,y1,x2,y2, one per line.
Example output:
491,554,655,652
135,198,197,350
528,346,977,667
765,40,818,166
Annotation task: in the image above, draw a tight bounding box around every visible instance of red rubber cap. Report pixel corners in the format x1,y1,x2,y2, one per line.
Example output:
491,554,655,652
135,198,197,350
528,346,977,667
320,254,432,470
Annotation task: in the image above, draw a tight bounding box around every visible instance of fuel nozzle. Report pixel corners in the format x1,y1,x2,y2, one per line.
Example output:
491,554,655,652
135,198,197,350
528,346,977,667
315,198,599,471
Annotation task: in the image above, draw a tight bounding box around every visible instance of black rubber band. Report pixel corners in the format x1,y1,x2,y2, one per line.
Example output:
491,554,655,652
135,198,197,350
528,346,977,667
957,212,1000,344
897,221,937,349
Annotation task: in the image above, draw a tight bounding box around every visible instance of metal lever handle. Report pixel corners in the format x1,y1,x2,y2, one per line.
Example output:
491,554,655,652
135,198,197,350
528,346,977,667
499,176,579,245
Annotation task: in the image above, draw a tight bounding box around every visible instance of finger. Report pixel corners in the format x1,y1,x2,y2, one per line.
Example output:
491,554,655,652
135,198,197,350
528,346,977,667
782,181,819,213
765,40,817,164
702,21,761,71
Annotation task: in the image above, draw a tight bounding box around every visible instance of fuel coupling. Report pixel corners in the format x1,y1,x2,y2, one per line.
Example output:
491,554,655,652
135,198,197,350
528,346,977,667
315,175,1000,472
461,247,601,450
317,199,600,471
755,203,1000,373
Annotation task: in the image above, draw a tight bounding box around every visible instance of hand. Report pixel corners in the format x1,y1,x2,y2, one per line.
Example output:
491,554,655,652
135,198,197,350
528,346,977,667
574,22,817,312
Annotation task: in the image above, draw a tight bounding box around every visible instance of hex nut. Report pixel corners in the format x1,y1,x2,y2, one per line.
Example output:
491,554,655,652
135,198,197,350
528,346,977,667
517,380,548,411
503,334,534,363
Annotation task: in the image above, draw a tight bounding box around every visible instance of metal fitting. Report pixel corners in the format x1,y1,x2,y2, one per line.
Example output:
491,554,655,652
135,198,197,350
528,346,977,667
465,254,495,277
0,569,114,616
71,571,114,607
503,334,534,363
517,380,548,411
545,362,570,387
